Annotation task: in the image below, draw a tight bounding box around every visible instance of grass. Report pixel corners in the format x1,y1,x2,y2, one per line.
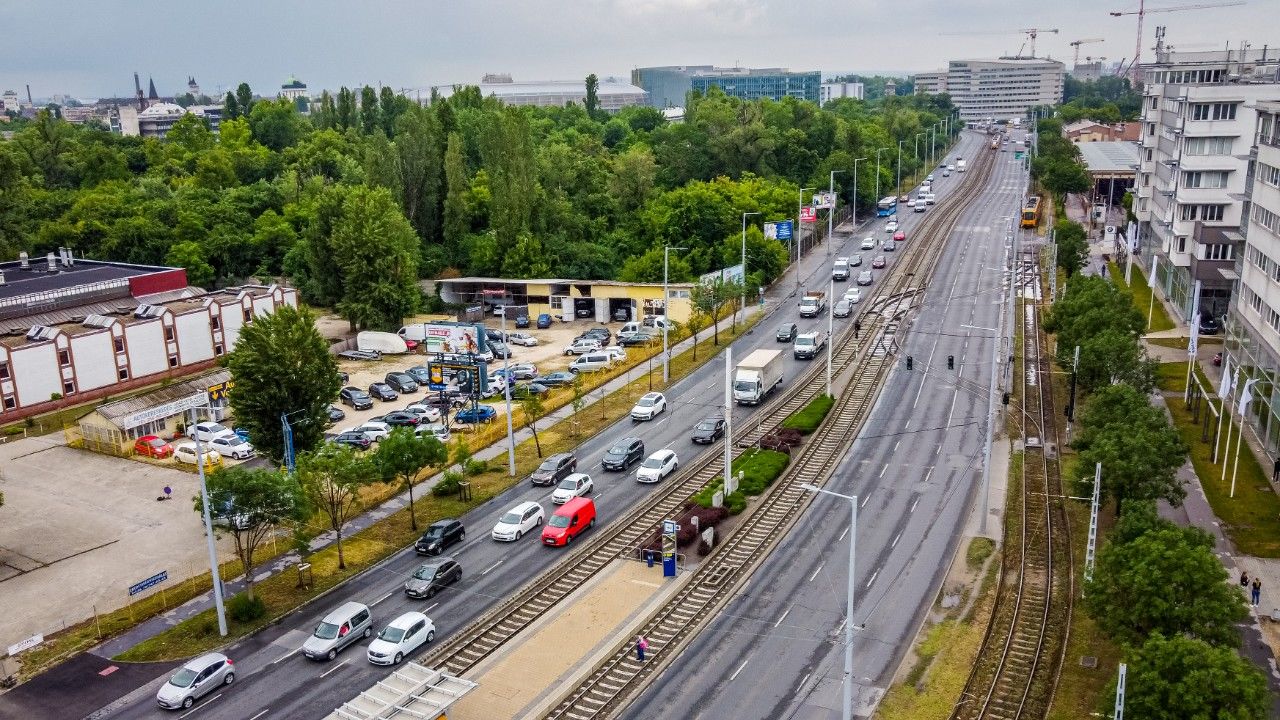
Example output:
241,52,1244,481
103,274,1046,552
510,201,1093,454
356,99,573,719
780,394,835,434
1106,261,1174,333
98,317,762,664
1154,360,1213,395
965,537,995,570
692,448,790,510
1146,336,1223,350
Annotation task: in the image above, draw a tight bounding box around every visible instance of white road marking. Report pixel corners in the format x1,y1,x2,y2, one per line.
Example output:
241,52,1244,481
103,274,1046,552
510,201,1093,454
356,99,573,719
905,419,912,429
320,660,348,678
271,649,296,665
879,463,889,478
910,497,920,513
860,494,871,508
248,711,270,720
179,693,221,718
893,440,900,453
866,569,879,588
838,526,849,542
424,602,439,613
924,466,934,483
891,532,902,548
774,607,792,628
730,659,750,681
800,672,811,689
372,589,395,606
481,560,504,576
809,563,825,582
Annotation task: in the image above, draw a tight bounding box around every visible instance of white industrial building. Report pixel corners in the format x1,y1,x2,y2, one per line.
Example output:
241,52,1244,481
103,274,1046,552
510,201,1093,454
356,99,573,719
913,58,1065,122
117,102,223,138
433,75,648,113
820,81,864,103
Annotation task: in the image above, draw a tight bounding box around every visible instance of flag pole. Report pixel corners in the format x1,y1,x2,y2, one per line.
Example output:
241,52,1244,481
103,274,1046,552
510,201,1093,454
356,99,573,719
1231,407,1245,498
1221,368,1238,483
1213,359,1231,465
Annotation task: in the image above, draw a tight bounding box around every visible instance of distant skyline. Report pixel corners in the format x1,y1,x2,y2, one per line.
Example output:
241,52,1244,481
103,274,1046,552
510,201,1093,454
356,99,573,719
2,0,1274,100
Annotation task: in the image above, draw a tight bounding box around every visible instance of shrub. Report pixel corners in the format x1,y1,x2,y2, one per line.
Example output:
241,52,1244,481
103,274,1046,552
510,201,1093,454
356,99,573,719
227,593,266,623
432,470,463,497
725,491,747,515
760,428,803,452
463,458,487,476
693,449,790,507
781,394,834,434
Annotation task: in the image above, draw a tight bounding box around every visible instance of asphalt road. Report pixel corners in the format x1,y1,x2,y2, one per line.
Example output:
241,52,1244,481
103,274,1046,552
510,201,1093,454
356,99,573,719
76,140,974,720
620,130,1027,720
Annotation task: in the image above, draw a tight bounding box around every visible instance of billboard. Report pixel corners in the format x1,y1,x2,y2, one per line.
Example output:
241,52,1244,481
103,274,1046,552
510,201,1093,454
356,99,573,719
699,263,745,286
417,322,487,354
765,220,793,241
812,191,835,209
800,206,817,223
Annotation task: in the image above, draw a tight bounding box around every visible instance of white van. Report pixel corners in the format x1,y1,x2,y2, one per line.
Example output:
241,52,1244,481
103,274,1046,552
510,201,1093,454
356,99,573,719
570,352,615,373
620,321,642,335
398,324,427,343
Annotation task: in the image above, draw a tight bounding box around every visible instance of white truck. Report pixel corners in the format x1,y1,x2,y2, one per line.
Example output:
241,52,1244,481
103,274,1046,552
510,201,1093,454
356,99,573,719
733,349,785,405
799,291,827,318
957,158,966,173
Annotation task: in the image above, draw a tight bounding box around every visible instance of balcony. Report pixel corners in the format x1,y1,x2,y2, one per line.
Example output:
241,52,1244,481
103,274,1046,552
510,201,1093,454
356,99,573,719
1188,223,1244,287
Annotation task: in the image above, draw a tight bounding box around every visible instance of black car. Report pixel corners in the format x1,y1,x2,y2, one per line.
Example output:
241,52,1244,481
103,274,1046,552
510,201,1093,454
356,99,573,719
603,437,645,471
776,323,798,342
529,452,578,486
420,393,467,411
403,558,462,599
612,307,631,322
691,417,727,444
489,340,512,359
339,371,350,383
515,313,530,329
511,382,550,399
581,327,611,344
385,372,419,393
1198,313,1222,335
414,519,465,555
618,331,658,347
485,328,503,344
368,382,399,402
381,410,421,427
534,371,578,388
332,431,372,450
406,366,433,385
340,386,374,410
327,405,347,423
849,255,863,267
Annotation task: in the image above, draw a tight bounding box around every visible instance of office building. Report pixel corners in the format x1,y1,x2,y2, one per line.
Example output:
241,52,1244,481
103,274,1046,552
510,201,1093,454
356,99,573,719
913,58,1065,121
820,81,864,103
117,102,223,138
434,75,648,113
1,90,20,114
1133,46,1280,324
631,66,821,108
280,75,308,102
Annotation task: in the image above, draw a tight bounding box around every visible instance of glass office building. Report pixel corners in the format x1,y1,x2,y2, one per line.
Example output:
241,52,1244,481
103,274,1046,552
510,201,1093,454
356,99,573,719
632,66,821,108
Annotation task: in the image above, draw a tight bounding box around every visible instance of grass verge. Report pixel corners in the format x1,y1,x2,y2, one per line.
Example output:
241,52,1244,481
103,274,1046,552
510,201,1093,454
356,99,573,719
1154,360,1212,394
780,394,834,434
1106,261,1174,333
693,448,790,513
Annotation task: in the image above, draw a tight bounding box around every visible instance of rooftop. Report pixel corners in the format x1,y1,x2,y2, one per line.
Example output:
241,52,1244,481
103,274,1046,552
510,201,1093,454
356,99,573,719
0,256,177,304
440,77,646,98
91,368,232,427
440,276,695,288
1077,141,1141,174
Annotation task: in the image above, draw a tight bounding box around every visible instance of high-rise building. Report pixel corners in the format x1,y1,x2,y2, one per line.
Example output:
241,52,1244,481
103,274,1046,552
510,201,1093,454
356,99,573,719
631,66,821,108
913,58,1064,121
1133,46,1280,325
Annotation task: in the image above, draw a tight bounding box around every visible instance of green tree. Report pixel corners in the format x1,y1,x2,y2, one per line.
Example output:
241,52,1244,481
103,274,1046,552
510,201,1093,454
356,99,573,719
197,466,307,600
373,427,447,531
501,232,551,278
335,87,357,131
235,83,255,118
360,86,380,135
165,240,215,288
618,247,692,283
248,98,306,152
225,304,341,461
1073,384,1187,513
1053,220,1088,277
691,279,732,345
13,110,77,188
296,444,372,570
1106,634,1269,719
390,105,444,242
223,91,240,120
442,132,471,251
584,73,601,120
609,146,656,217
329,186,421,329
481,108,537,253
685,309,708,360
519,392,547,457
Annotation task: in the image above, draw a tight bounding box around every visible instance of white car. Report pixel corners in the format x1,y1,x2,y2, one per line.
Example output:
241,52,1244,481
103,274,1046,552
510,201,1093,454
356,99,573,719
636,449,679,483
884,220,899,233
506,333,538,347
843,287,863,304
173,442,222,468
630,392,667,421
859,236,876,250
602,345,627,362
946,164,955,171
906,198,917,207
343,421,391,443
491,500,545,541
551,473,594,504
155,652,234,710
403,404,444,423
415,422,450,443
208,435,254,460
367,612,435,666
564,339,602,356
187,422,235,442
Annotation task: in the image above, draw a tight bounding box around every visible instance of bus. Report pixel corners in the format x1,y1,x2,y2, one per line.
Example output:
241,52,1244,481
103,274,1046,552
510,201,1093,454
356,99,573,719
1021,196,1041,228
876,197,898,217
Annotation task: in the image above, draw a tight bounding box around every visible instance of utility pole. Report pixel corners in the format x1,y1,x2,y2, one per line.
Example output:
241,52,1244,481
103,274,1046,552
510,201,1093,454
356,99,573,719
896,140,905,200
502,309,515,476
828,171,844,258
191,409,228,637
1084,462,1101,584
827,277,834,396
662,244,686,384
1114,663,1127,720
724,346,733,490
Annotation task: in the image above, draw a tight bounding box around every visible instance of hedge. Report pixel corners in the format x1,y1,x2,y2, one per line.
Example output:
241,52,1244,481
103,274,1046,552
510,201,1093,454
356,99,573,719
781,394,834,434
693,448,791,510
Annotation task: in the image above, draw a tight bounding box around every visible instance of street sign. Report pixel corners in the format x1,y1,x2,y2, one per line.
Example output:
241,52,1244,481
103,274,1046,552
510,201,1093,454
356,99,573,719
800,206,817,223
129,570,169,597
7,634,43,656
662,520,679,577
812,191,835,209
207,380,234,402
765,220,793,241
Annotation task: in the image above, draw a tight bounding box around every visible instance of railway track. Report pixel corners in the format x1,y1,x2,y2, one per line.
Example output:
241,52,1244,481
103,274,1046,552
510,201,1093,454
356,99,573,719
949,248,1071,720
541,143,1001,719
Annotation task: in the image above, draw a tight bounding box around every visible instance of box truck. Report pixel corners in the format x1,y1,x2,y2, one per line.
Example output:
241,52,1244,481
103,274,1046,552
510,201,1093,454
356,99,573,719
733,349,784,405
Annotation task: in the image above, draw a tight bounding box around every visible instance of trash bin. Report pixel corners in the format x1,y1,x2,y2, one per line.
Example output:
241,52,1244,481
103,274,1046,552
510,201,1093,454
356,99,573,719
645,550,655,568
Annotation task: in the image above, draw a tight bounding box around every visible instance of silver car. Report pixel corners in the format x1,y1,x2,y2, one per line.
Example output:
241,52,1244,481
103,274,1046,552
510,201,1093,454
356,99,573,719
156,652,234,710
833,299,853,318
302,601,372,661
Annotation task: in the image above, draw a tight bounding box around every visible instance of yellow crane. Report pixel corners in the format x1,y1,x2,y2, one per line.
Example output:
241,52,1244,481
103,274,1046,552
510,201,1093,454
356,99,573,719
1109,1,1247,82
1070,38,1106,66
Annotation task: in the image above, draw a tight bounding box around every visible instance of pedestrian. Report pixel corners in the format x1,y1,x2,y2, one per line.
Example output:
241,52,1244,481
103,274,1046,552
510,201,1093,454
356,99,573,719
853,319,861,339
1241,570,1250,589
1273,456,1280,483
1252,578,1262,607
635,635,648,662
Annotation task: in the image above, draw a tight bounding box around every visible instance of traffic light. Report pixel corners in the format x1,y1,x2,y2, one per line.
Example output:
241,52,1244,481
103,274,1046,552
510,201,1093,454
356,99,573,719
906,355,914,370
947,355,955,370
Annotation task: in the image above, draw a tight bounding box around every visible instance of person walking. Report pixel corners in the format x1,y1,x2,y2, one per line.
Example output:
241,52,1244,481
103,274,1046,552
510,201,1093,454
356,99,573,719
1252,578,1262,607
635,635,648,662
853,319,861,339
1241,570,1250,590
1272,456,1280,483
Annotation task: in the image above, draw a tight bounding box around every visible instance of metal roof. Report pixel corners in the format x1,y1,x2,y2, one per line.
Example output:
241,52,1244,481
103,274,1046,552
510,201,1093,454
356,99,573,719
1077,141,1141,174
90,369,231,426
438,277,695,288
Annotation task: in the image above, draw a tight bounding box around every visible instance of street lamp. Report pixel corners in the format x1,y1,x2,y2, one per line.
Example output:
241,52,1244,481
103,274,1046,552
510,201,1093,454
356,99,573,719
914,131,925,162
851,159,866,233
827,170,844,258
800,483,857,720
741,211,760,322
796,187,815,294
187,407,229,637
662,244,687,384
874,148,889,206
896,140,905,200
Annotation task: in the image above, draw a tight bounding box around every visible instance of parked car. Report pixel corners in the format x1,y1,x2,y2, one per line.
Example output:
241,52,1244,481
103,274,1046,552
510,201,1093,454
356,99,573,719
537,313,553,329
582,327,612,343
603,437,645,471
232,427,252,443
514,313,530,328
340,386,374,410
406,366,433,385
455,405,497,424
368,382,398,402
489,340,512,359
511,382,550,399
415,422,451,443
776,322,798,342
332,431,372,450
155,652,234,710
894,230,906,242
380,410,422,427
530,452,577,486
833,299,853,318
506,333,538,347
173,442,222,469
535,371,578,388
636,448,679,483
564,339,602,356
302,601,372,661
414,519,465,555
507,362,539,379
208,435,254,460
491,501,545,541
419,393,467,412
630,392,667,421
187,422,235,443
552,473,594,504
342,421,391,443
135,435,173,459
403,558,462,599
618,331,658,347
403,404,443,423
338,349,381,361
367,612,435,666
1199,313,1222,335
327,405,346,423
691,417,727,444
385,372,419,394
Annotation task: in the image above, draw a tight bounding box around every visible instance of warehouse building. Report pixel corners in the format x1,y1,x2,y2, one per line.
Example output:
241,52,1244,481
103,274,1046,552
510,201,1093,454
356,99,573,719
437,277,695,324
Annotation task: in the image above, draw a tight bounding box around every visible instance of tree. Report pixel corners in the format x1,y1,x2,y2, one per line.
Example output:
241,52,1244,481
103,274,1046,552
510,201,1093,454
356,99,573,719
584,74,601,120
225,304,341,462
248,98,305,152
235,83,255,119
1086,521,1246,646
520,392,547,457
329,186,421,329
360,86,380,135
335,87,357,130
443,132,471,249
197,466,306,600
501,232,551,278
373,427,447,531
165,240,215,287
1053,220,1088,277
685,310,709,360
1106,634,1269,720
692,279,732,345
296,444,372,570
570,377,587,438
223,91,240,120
1073,384,1187,513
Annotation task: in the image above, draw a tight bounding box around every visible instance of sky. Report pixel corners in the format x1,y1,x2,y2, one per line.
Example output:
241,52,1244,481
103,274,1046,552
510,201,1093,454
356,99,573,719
2,0,1275,100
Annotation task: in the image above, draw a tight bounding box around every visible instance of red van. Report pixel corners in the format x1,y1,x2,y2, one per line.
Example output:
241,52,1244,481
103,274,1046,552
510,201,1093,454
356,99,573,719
542,497,596,546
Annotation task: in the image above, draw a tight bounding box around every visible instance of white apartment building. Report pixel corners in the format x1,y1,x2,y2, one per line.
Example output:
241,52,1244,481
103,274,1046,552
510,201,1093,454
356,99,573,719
820,82,864,103
1134,47,1280,323
913,58,1064,122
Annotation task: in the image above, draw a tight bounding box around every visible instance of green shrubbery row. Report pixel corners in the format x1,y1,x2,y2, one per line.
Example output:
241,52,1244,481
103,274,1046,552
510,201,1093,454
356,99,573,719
693,448,790,512
780,394,834,434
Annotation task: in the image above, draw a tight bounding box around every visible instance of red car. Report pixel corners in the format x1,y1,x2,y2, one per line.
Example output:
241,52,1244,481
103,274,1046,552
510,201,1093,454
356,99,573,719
135,435,174,459
893,230,906,242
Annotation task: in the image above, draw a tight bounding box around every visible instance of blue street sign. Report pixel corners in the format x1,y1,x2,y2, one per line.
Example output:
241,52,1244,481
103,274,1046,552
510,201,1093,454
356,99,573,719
129,570,169,596
663,520,677,534
772,220,793,241
428,383,447,392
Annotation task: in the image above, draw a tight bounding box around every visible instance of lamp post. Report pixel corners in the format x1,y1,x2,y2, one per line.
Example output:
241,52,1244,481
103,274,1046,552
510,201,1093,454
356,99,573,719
896,140,905,200
827,170,844,258
801,483,857,720
741,211,760,323
874,148,889,206
851,158,866,232
501,308,515,476
914,131,925,162
662,244,686,384
797,186,815,294
188,408,229,636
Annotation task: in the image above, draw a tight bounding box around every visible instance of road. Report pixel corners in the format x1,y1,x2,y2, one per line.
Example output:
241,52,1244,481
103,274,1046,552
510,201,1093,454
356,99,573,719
620,130,1026,720
70,139,975,720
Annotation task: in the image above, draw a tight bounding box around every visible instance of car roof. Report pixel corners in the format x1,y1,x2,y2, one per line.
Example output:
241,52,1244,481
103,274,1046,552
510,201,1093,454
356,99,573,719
555,496,593,514
386,611,428,629
324,601,369,622
508,500,541,514
182,652,229,670
563,472,589,482
642,391,663,399
649,448,676,459
429,518,458,528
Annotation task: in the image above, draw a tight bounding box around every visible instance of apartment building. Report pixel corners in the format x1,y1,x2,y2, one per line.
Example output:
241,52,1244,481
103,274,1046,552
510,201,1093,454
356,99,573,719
913,58,1064,122
1133,47,1280,322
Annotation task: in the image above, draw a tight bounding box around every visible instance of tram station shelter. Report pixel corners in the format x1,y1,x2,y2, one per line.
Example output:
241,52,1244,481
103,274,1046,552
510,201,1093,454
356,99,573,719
1076,141,1140,205
437,277,695,324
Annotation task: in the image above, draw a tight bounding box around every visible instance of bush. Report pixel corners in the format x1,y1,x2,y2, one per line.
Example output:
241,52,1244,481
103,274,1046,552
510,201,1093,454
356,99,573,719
760,428,803,452
463,458,487,476
725,491,747,515
781,395,834,434
227,593,266,623
693,449,790,507
432,470,463,497
698,539,712,556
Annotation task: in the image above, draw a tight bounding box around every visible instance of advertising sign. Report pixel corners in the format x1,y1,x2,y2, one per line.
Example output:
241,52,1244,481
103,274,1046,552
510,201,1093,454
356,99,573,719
418,322,487,354
206,380,234,402
7,634,42,656
800,206,817,223
129,570,169,597
812,191,835,209
765,220,793,241
428,360,489,394
699,263,745,286
662,520,679,577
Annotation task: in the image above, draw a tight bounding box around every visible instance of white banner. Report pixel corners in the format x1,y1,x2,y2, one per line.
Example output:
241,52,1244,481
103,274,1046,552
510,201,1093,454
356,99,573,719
812,192,836,210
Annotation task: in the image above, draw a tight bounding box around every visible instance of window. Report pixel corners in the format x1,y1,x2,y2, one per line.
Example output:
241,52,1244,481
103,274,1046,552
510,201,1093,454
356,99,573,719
1254,204,1280,235
57,349,70,366
1146,148,1153,161
214,344,224,356
1268,305,1280,332
1191,102,1237,121
1176,237,1187,253
243,308,253,323
62,380,75,395
1149,96,1158,110
1183,171,1229,189
1202,243,1234,261
0,361,8,380
210,315,221,330
1184,136,1233,155
1260,163,1280,189
1148,123,1155,136
164,326,175,342
113,337,125,354
1261,114,1275,143
168,354,179,368
2,395,14,410
1180,204,1227,221
118,367,129,381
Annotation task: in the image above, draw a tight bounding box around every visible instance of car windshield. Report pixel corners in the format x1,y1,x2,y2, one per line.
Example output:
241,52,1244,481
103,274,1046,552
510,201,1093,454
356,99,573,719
169,667,199,688
795,337,813,346
206,424,227,434
697,421,718,431
314,621,340,640
777,325,792,334
539,458,561,472
558,477,579,490
642,456,664,469
413,564,438,580
607,444,628,455
500,511,523,524
637,397,656,407
378,627,406,643
146,438,166,447
549,514,571,528
733,380,757,392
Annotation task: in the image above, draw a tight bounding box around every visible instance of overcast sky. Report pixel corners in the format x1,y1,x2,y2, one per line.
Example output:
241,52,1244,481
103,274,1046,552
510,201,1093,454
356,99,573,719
2,0,1274,100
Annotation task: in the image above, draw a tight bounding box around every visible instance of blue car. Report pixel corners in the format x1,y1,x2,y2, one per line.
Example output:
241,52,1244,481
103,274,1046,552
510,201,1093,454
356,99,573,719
534,371,578,387
537,313,553,329
515,313,530,329
454,405,498,424
233,427,252,443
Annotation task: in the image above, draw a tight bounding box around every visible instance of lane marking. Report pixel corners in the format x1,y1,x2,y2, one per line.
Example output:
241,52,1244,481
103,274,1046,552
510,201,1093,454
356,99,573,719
891,532,902,548
774,607,792,628
910,497,920,513
372,589,395,606
425,602,439,613
860,494,871,508
730,659,750,681
249,711,270,720
271,649,296,665
866,569,879,588
809,563,825,582
924,466,934,483
838,526,849,542
179,693,221,718
800,672,811,689
320,659,348,678
879,463,888,478
481,560,504,576
893,440,900,453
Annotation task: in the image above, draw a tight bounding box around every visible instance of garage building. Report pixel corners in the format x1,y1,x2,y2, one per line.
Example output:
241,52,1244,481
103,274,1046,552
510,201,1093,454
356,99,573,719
437,277,695,324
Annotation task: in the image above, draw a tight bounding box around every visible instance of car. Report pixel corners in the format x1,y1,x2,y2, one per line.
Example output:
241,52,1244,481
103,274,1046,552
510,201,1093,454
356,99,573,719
418,393,467,412
491,501,546,541
926,174,935,182
691,417,727,444
857,270,873,286
403,558,462,602
342,421,391,443
368,382,398,402
552,473,594,504
849,254,863,267
489,340,513,359
943,170,951,177
843,287,863,304
906,198,917,207
415,422,451,443
485,328,504,344
884,220,899,233
338,349,381,361
860,236,877,250
542,497,596,547
187,422,235,442
618,331,658,347
575,306,593,318
302,601,372,661
340,386,374,410
511,382,550,399
601,345,627,362
135,435,173,459
1199,314,1222,335
603,437,645,471
882,240,895,252
415,519,465,555
914,201,927,213
894,230,906,242
367,612,436,666
613,307,632,322
582,327,612,343
535,371,578,388
403,404,444,423
455,405,497,424
232,427,252,443
872,255,886,269
173,442,222,469
404,366,432,385
564,339,602,356
208,435,254,460
630,392,667,421
155,652,234,710
327,405,347,423
332,431,373,450
507,362,539,380
537,313,553,329
946,164,955,171
384,372,418,394
380,410,422,427
514,313,530,328
507,332,538,347
833,299,853,318
898,193,910,202
636,448,679,483
776,322,798,342
530,452,578,486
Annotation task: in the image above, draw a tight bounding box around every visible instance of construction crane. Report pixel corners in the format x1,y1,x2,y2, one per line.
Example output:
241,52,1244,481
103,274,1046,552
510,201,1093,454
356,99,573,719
939,27,1060,58
1070,38,1106,66
1109,1,1247,83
